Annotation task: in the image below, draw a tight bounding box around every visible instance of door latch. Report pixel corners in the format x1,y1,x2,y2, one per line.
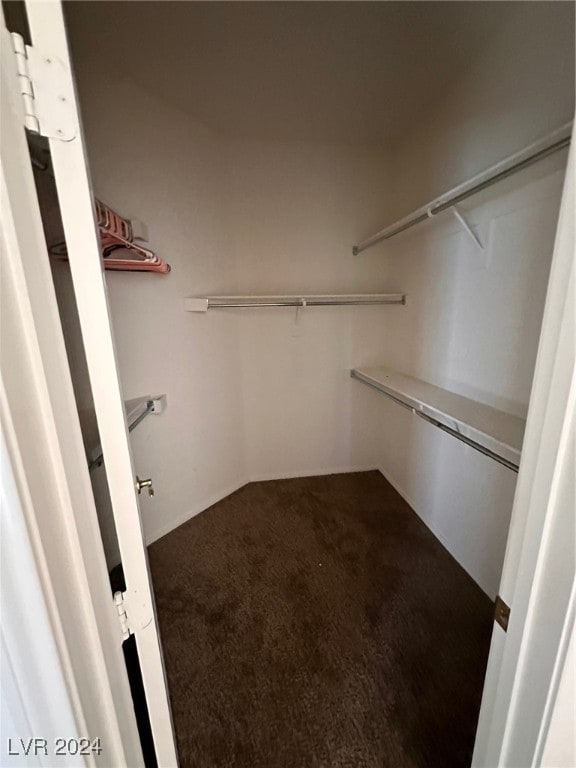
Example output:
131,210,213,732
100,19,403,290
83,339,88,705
136,476,154,496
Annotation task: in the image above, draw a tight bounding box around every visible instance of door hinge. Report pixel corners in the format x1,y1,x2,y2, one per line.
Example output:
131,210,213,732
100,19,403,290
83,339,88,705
494,595,511,632
114,591,133,642
10,32,77,141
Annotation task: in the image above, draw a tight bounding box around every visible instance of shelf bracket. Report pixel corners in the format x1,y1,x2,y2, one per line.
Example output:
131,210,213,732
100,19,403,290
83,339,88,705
450,206,484,250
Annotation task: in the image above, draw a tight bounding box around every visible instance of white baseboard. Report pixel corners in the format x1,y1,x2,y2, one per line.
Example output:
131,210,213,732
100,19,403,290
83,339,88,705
376,465,490,596
377,463,455,550
377,463,463,553
145,466,379,544
146,465,452,566
375,465,420,514
146,464,492,598
248,465,378,483
145,477,248,545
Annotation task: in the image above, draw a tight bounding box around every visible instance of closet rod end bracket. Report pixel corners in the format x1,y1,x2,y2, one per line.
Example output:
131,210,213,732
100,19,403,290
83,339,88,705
184,298,209,312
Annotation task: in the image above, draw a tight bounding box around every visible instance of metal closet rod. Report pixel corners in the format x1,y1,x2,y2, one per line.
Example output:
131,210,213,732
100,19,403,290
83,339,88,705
184,294,406,312
89,399,154,472
353,122,573,255
354,376,519,472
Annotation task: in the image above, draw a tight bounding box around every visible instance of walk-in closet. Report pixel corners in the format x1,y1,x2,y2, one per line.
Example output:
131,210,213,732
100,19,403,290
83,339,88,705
4,0,574,766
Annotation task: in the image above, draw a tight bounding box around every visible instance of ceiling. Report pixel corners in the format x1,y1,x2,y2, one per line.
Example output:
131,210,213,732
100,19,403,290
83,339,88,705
66,2,522,146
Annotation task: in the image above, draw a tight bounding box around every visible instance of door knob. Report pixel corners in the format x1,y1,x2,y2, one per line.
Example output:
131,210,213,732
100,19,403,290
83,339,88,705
136,476,154,496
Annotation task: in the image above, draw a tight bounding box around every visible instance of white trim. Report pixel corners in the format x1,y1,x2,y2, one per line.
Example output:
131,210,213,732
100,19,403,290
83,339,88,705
374,462,488,585
0,427,80,768
0,8,142,761
22,3,178,763
146,478,247,544
146,465,379,544
248,464,379,484
536,581,576,765
376,465,424,521
473,137,575,766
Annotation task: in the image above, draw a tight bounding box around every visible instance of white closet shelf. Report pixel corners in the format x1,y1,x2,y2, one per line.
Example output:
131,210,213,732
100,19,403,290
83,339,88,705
184,294,406,312
351,366,525,471
352,122,572,254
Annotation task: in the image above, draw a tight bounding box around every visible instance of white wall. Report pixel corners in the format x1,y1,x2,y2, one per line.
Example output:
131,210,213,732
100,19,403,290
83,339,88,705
65,3,574,596
68,70,248,548
224,138,397,481
65,0,420,559
368,5,573,596
68,48,395,555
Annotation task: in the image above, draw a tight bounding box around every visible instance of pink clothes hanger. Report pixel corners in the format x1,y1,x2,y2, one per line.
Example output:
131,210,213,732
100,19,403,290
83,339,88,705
50,199,171,274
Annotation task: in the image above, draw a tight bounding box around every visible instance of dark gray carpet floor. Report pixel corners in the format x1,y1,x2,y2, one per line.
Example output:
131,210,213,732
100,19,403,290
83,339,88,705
148,471,493,768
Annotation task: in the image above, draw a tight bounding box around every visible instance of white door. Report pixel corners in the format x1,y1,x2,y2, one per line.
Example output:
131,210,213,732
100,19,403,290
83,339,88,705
9,1,178,765
473,140,575,765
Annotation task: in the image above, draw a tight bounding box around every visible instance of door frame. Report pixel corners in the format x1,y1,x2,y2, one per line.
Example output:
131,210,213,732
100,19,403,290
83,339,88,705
2,0,178,764
21,1,179,765
1,8,143,764
472,141,575,765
